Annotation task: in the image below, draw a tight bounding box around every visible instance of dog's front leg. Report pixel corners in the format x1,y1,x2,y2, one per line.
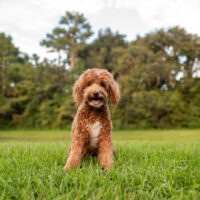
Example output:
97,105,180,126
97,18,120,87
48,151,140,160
63,140,85,171
98,135,113,170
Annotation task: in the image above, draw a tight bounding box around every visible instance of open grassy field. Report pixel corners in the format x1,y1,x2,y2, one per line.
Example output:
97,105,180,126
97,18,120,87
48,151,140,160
1,129,200,141
0,130,200,199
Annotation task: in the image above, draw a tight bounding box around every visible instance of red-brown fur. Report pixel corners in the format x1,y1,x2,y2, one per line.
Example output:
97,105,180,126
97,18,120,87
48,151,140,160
63,68,120,170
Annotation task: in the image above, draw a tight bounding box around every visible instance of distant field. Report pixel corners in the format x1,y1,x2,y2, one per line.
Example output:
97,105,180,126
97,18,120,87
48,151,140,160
0,129,200,141
1,130,200,199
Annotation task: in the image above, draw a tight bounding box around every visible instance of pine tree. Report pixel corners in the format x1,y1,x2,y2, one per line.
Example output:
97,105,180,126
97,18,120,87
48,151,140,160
41,11,93,68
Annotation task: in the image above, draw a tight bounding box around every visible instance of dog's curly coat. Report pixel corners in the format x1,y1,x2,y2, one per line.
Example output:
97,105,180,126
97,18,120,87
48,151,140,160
63,68,120,170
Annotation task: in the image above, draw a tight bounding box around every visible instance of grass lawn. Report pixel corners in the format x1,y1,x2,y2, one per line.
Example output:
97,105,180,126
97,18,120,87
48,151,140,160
1,129,200,141
0,129,200,199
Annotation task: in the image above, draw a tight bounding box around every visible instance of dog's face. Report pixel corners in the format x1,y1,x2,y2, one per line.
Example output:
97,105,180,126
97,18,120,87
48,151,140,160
73,68,120,108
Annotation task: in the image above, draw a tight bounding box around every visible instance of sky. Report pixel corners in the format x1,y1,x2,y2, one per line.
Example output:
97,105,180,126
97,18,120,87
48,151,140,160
1,0,200,59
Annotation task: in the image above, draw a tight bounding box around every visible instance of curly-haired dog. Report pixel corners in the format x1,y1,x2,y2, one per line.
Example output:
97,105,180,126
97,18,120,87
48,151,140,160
63,68,120,170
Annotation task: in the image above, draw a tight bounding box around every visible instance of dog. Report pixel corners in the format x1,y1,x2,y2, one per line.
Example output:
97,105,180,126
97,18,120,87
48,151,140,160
63,68,120,170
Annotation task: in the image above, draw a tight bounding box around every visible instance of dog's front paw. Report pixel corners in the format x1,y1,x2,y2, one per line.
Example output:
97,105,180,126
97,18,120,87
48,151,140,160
100,161,113,170
63,163,70,172
99,156,113,170
63,159,80,172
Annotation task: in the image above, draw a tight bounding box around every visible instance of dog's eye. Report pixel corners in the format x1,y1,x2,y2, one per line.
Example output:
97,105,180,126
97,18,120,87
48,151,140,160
88,82,91,86
100,82,105,87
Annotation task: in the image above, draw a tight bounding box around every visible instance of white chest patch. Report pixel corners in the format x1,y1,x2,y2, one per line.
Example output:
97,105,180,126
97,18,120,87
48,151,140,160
89,121,101,148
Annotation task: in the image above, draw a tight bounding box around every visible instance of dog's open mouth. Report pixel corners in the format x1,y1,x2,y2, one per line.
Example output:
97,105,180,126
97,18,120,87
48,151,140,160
90,97,103,105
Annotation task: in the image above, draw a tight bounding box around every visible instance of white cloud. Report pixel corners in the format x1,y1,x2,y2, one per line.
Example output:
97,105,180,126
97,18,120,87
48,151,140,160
0,0,200,59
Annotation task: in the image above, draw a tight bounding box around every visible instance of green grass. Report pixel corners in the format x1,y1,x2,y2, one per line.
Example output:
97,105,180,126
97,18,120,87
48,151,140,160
1,129,200,141
1,130,200,199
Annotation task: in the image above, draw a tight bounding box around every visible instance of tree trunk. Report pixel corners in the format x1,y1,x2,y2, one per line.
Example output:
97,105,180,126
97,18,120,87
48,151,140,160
70,37,75,69
58,50,61,66
184,63,192,79
70,50,75,69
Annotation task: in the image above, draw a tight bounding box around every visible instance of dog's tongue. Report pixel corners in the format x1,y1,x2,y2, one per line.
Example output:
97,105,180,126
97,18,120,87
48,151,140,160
92,100,100,105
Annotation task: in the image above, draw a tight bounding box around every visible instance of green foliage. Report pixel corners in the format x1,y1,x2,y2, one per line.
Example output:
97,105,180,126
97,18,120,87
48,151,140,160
77,28,127,73
41,11,93,67
0,11,200,129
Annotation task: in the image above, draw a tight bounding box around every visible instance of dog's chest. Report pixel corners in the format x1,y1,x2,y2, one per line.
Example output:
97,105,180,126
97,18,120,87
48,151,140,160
89,121,101,148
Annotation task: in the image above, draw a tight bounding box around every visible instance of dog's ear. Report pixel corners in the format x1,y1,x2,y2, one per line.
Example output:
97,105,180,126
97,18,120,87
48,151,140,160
108,77,120,106
73,75,84,104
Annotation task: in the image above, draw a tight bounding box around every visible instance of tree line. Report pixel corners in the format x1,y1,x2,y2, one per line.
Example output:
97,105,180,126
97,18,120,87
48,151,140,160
0,11,200,129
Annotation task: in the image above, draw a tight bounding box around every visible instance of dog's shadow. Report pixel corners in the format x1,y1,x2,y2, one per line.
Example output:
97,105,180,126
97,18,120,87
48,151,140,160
80,154,99,169
78,152,118,171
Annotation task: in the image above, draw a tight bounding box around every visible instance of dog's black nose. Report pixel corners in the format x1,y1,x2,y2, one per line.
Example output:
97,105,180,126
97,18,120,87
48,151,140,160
93,92,99,97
